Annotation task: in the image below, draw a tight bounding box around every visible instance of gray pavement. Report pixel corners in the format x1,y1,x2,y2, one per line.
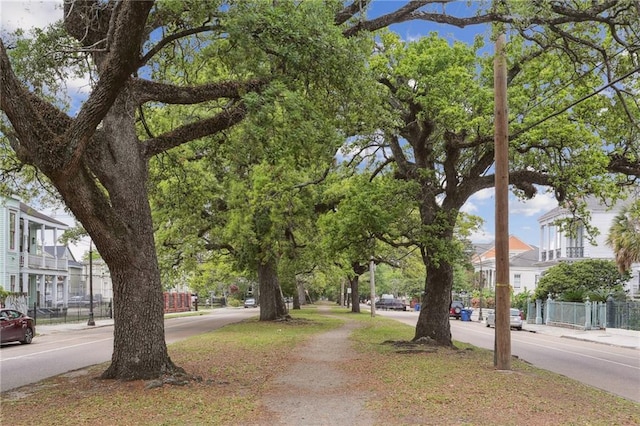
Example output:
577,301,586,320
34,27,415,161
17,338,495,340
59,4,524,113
522,322,640,350
35,318,115,335
35,312,640,350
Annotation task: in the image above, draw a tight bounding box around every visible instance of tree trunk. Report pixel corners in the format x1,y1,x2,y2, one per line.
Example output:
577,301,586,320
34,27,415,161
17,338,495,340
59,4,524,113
349,275,361,313
49,88,181,380
414,260,455,347
258,257,289,320
101,243,182,379
293,280,305,309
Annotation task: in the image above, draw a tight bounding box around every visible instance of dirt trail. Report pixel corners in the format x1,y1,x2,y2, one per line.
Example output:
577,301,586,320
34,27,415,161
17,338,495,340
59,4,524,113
260,308,374,425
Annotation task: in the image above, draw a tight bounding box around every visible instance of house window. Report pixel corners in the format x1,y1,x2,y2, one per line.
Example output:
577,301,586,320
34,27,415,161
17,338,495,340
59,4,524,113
567,225,584,258
9,211,16,250
10,275,16,292
513,274,521,288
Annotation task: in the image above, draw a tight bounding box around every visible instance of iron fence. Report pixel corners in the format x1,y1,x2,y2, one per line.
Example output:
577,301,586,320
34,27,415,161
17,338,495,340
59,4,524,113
527,298,639,331
606,300,640,331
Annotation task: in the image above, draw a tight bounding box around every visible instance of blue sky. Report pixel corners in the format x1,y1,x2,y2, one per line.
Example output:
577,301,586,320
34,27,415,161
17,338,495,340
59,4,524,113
1,0,557,253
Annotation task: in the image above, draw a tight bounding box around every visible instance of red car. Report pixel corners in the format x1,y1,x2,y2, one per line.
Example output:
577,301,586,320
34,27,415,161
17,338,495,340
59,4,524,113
449,301,464,319
0,308,35,345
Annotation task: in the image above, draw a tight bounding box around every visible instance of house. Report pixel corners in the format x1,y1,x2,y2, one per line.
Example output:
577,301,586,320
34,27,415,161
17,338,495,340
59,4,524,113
472,196,640,299
1,196,70,307
471,235,542,296
537,196,639,299
82,256,113,303
45,245,83,297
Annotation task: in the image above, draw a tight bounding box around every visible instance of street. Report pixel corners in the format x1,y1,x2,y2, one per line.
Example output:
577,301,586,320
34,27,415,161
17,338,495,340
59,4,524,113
377,309,640,403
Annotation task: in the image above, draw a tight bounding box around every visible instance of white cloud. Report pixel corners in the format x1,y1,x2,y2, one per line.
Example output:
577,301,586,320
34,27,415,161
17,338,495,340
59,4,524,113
474,188,495,201
469,226,494,244
462,188,493,215
511,192,557,217
0,1,62,34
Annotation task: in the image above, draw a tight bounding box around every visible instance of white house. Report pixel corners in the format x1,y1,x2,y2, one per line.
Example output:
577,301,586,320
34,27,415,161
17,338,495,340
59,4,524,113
537,196,639,299
471,235,542,296
1,196,71,308
82,256,113,303
472,197,640,299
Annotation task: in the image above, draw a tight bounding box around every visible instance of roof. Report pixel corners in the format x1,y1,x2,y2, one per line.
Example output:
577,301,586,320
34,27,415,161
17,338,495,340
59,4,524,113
44,246,78,261
509,247,540,267
475,235,535,261
537,194,636,223
20,202,68,228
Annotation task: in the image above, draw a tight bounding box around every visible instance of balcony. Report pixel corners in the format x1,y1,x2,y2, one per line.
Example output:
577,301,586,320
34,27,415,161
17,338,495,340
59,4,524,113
21,253,68,271
566,247,584,258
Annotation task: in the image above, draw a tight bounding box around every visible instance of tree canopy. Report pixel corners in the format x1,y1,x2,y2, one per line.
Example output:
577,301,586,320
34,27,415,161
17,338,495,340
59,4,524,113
533,259,630,302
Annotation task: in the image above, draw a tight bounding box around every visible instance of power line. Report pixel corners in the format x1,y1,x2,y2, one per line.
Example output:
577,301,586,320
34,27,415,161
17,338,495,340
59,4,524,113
513,64,640,138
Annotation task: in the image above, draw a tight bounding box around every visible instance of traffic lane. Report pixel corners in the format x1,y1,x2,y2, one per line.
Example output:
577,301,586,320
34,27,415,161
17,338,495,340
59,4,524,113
375,310,640,403
0,309,257,392
0,331,113,392
450,321,640,401
164,309,257,343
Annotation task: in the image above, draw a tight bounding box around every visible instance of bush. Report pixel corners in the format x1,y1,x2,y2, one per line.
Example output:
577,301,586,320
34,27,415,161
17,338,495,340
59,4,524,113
227,299,242,307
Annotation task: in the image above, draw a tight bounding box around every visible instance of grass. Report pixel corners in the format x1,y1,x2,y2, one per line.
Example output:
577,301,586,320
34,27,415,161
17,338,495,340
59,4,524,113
2,304,639,426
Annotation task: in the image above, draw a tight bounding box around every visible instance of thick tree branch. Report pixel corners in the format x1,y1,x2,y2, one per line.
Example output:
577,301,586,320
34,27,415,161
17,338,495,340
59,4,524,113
0,41,72,170
334,0,373,26
343,0,430,36
139,24,222,66
63,1,154,176
132,78,267,105
143,102,247,158
608,153,640,177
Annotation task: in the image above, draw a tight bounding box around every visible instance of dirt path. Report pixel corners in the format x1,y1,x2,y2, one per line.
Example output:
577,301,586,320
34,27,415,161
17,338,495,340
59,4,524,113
259,308,375,425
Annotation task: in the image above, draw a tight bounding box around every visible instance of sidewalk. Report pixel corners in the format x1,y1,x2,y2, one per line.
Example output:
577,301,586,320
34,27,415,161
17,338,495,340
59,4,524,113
522,322,640,350
467,309,640,350
35,310,200,335
35,318,115,335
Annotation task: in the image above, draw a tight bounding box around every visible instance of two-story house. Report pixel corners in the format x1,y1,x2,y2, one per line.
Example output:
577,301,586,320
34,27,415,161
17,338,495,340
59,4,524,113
537,196,639,299
471,196,639,299
1,195,71,308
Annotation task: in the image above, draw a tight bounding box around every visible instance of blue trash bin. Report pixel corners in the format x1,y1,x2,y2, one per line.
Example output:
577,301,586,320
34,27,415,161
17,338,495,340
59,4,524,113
460,309,471,321
415,303,421,311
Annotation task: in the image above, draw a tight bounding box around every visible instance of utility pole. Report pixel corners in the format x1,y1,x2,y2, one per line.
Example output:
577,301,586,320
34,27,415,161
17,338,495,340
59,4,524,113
494,32,510,369
370,258,376,318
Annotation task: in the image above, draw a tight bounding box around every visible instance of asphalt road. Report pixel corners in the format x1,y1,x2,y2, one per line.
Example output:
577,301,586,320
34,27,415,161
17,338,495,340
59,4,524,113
0,309,257,392
377,310,640,403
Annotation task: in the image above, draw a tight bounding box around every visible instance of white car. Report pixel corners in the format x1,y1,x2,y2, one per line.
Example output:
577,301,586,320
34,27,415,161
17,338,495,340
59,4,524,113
486,308,523,330
244,298,257,308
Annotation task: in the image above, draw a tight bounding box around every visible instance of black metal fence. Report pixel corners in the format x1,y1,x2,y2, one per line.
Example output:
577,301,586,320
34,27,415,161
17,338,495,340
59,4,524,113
28,302,113,325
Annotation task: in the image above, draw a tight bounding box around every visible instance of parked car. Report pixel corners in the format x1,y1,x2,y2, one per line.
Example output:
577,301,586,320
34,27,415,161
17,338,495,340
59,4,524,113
244,298,258,308
449,301,465,319
0,308,35,345
486,308,523,330
67,295,85,307
375,298,407,311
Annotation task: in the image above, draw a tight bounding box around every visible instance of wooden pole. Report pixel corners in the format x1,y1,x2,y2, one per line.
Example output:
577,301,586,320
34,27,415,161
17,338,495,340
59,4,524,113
370,258,376,318
494,32,511,370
